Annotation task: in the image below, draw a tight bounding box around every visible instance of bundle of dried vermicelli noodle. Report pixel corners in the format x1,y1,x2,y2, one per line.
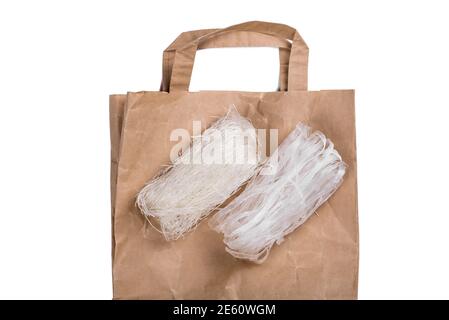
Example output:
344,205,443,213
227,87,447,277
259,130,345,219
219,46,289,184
210,123,346,263
137,107,260,241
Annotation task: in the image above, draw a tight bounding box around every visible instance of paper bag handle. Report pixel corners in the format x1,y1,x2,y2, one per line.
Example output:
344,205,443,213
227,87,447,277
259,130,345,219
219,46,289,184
161,28,292,91
168,21,308,92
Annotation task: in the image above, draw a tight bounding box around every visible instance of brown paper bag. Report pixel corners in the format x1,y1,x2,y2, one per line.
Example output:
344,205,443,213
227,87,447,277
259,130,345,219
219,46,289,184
109,21,358,299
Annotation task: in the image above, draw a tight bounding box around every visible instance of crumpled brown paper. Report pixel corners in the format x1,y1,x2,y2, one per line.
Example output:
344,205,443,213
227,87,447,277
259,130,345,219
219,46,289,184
109,21,358,299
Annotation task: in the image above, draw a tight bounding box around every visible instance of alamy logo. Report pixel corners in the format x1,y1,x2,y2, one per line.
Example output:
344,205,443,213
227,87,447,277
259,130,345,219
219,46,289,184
169,120,279,175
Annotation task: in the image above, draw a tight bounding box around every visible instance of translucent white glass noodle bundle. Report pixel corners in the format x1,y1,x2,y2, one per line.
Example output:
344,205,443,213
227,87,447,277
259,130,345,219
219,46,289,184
137,107,260,241
210,123,346,263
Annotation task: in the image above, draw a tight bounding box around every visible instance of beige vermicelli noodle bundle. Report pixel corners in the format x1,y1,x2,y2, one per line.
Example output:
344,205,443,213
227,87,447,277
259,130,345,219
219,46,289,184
136,108,260,241
210,123,346,263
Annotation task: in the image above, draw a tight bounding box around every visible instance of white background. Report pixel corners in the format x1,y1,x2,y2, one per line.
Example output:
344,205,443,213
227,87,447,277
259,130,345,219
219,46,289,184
1,0,448,299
